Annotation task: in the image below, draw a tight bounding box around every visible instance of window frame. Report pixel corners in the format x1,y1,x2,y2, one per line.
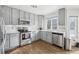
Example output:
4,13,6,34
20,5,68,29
47,16,58,30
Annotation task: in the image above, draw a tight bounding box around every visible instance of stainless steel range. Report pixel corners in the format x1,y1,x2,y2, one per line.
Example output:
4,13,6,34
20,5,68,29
18,27,31,46
21,32,31,46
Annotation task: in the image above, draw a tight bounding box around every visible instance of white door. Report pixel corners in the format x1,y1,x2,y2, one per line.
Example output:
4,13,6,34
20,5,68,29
68,16,78,46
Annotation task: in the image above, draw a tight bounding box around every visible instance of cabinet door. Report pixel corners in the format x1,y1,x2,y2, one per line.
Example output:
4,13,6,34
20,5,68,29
31,31,36,42
12,8,19,25
10,34,19,49
36,31,41,40
42,31,47,41
59,8,65,26
25,12,30,20
37,31,43,40
0,6,3,17
30,13,35,25
0,6,11,25
35,31,39,40
57,35,63,47
4,35,9,51
20,10,25,19
35,15,38,26
36,31,40,40
52,34,58,45
38,15,44,28
46,32,52,44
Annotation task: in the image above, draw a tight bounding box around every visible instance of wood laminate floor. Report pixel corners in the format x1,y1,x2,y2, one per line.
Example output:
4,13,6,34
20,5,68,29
8,40,65,54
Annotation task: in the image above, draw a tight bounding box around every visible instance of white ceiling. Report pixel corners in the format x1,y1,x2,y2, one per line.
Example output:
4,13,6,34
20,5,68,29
7,5,79,15
7,5,64,15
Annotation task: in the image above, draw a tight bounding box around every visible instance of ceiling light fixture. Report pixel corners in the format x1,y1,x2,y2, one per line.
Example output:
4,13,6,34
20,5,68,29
30,5,37,8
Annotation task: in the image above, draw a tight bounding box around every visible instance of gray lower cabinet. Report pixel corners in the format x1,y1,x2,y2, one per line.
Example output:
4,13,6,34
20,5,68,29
41,31,52,44
4,35,9,51
31,31,36,42
38,31,41,39
46,32,52,44
41,31,47,41
12,8,19,25
35,31,39,40
36,31,40,40
4,34,19,51
10,34,19,49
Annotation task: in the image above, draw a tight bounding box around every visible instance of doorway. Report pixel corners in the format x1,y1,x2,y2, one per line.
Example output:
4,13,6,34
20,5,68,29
68,16,78,47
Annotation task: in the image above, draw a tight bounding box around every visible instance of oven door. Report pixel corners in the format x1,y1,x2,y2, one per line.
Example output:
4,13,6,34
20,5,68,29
21,32,31,46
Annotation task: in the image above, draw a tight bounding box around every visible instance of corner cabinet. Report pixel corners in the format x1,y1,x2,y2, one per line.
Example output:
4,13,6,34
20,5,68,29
41,31,52,44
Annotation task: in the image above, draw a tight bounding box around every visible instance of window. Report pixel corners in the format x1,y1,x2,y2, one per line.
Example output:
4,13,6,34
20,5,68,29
52,17,58,30
47,16,58,30
68,16,78,39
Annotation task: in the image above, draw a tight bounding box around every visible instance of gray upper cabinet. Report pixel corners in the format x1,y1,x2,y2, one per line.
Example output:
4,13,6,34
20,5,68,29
30,13,35,25
38,15,42,27
25,12,30,20
0,6,3,17
20,10,25,19
38,15,44,28
0,6,11,25
12,8,19,25
35,15,38,27
58,8,65,26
